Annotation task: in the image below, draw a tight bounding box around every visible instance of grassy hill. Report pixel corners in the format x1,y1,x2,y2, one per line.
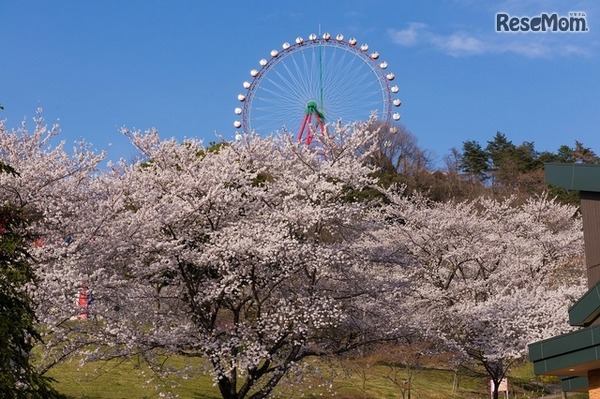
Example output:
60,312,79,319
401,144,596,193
44,351,589,399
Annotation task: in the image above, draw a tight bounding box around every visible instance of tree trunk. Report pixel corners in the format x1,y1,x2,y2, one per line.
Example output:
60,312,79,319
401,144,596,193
218,376,238,399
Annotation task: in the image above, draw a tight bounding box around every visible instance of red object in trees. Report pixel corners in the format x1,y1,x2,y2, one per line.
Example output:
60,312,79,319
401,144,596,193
77,286,89,320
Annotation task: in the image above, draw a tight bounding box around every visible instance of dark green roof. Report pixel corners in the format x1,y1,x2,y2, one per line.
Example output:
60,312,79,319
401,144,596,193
528,324,600,376
545,163,600,192
561,376,589,392
569,280,600,327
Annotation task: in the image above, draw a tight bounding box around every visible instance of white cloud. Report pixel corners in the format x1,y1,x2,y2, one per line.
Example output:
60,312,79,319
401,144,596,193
389,24,488,56
430,32,486,56
388,23,428,46
499,41,550,57
388,22,593,58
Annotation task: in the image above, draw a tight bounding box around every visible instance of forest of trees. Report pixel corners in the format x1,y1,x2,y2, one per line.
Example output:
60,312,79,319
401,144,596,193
0,111,595,399
374,126,598,204
456,131,598,202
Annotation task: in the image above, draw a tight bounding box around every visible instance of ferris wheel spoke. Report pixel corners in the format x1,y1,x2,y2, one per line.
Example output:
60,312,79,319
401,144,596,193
277,57,314,101
258,77,304,106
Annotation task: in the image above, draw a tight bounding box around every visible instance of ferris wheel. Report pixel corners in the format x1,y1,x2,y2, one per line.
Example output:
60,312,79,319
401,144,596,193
234,32,401,144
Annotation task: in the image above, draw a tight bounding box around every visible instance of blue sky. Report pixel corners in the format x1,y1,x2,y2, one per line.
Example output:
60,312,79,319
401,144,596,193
1,0,598,167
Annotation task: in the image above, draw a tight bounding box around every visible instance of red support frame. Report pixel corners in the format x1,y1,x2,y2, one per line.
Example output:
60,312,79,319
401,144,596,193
297,112,326,145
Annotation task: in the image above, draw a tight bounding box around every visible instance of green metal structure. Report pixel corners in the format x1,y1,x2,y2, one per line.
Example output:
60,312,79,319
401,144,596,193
528,163,600,392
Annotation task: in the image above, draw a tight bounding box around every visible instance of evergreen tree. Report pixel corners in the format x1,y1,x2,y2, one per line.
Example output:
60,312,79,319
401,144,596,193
0,161,63,399
459,140,488,181
485,132,515,171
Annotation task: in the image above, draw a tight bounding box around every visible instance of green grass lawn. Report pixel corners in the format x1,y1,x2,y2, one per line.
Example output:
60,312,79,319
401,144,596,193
46,356,221,399
45,354,589,399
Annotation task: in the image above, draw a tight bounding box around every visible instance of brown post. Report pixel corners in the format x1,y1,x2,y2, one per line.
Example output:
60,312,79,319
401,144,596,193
581,191,600,288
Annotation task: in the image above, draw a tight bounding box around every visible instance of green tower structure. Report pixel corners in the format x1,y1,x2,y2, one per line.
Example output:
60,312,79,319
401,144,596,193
529,163,600,394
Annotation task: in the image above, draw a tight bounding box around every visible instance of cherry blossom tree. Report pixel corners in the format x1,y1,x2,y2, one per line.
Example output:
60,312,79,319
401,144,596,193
369,192,585,399
38,123,409,399
1,112,410,397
